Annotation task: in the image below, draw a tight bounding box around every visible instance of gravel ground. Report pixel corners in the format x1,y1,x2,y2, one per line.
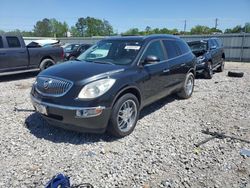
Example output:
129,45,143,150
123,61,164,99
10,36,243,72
0,62,249,188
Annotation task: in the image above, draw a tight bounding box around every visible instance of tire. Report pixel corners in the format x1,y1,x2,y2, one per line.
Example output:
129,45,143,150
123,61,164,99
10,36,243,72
107,93,139,138
39,59,55,71
228,71,244,78
204,61,213,79
217,58,225,72
177,72,195,99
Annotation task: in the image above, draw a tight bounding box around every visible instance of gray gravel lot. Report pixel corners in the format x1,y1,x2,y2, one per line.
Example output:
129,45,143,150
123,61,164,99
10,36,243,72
0,62,250,188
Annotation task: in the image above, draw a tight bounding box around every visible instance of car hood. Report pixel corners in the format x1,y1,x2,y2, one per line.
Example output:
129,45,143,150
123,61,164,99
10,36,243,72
39,61,125,83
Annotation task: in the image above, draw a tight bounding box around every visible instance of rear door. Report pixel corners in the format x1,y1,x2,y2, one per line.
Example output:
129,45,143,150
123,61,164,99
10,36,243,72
208,39,219,67
1,36,29,70
162,39,187,90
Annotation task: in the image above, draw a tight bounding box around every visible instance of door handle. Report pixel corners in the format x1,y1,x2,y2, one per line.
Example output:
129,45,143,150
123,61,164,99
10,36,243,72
163,69,170,73
19,51,25,54
180,63,185,67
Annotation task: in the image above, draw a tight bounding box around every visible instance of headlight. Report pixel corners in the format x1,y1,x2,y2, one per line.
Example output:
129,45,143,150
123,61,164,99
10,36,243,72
78,78,116,99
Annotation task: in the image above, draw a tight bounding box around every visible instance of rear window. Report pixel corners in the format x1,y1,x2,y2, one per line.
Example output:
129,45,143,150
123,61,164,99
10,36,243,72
0,36,3,48
6,36,21,48
176,40,190,54
163,40,180,59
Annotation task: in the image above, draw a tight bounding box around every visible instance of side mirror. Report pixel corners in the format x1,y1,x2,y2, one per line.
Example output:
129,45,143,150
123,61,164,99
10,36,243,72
210,45,217,50
142,55,160,65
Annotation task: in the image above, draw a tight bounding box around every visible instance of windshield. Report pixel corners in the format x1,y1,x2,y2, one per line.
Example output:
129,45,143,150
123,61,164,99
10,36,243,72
188,41,207,51
77,40,142,65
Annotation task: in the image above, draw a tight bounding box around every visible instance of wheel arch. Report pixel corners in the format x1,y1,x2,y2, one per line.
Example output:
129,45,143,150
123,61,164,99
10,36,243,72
40,56,55,64
112,85,142,109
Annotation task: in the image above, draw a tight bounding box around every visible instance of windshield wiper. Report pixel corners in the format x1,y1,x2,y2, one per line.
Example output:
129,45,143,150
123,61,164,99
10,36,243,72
84,60,114,65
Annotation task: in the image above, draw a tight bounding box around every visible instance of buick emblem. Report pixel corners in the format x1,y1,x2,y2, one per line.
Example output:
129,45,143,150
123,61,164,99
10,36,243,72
43,79,52,89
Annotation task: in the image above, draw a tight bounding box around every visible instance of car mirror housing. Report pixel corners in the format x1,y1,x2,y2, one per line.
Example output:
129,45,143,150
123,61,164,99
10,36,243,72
141,55,160,65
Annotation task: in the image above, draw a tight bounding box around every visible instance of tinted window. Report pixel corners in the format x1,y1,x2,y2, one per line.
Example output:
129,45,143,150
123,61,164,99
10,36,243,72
215,39,222,47
0,37,3,48
209,39,217,47
141,40,165,61
163,40,180,59
6,37,21,48
176,40,190,54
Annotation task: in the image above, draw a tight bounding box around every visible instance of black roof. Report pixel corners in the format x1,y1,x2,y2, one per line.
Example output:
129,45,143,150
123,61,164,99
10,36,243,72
104,34,180,42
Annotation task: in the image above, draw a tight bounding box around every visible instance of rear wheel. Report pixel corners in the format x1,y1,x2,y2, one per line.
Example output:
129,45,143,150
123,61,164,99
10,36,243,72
40,59,55,71
108,93,139,138
217,58,225,72
177,72,194,99
204,61,213,79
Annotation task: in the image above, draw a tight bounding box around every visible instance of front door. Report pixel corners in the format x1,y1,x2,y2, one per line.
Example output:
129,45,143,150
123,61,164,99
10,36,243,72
138,40,170,105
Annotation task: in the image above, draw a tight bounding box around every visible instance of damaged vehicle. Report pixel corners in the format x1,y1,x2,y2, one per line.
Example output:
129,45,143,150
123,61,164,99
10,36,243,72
30,35,196,137
0,35,64,76
187,38,225,79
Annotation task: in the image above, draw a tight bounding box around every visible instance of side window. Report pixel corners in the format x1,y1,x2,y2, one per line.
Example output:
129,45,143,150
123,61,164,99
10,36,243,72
163,40,180,59
141,40,165,61
211,40,217,47
215,39,222,47
176,40,190,54
208,40,215,48
6,37,21,48
0,36,3,48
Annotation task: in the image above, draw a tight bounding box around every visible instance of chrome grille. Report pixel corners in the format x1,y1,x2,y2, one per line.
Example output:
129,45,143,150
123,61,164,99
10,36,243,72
35,76,73,97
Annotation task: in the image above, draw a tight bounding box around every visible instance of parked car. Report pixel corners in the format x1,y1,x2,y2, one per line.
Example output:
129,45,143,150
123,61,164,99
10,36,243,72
63,43,92,60
187,38,225,79
0,35,64,76
30,34,196,137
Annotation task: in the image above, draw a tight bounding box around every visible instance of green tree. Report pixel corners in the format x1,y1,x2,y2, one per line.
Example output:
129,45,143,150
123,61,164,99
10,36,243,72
122,28,140,35
102,19,113,36
70,26,81,37
210,27,222,33
50,19,68,37
33,18,52,37
190,25,211,34
243,23,250,33
75,17,87,37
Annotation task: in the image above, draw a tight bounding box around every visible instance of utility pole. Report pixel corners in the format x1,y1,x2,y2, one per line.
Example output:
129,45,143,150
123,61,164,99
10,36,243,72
184,20,187,33
215,18,218,29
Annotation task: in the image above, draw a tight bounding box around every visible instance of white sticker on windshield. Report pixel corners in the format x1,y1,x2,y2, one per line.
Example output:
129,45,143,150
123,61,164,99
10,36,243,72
124,45,141,50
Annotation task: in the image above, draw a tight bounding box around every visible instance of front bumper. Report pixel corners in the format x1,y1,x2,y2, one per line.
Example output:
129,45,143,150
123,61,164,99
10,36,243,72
196,62,207,74
30,95,111,133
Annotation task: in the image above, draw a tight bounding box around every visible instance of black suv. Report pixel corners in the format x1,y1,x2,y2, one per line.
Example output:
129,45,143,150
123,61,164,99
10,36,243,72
63,43,92,60
30,35,196,137
188,38,225,78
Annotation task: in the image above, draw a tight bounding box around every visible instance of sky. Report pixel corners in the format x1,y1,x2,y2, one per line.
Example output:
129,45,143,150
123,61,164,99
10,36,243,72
1,0,250,33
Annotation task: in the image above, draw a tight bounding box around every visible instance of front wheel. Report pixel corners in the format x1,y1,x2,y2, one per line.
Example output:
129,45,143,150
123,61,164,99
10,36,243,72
107,93,139,138
217,58,225,72
177,72,195,99
204,61,213,79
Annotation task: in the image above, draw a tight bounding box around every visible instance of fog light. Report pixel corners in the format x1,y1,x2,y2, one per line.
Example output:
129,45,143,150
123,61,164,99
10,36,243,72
76,107,105,118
